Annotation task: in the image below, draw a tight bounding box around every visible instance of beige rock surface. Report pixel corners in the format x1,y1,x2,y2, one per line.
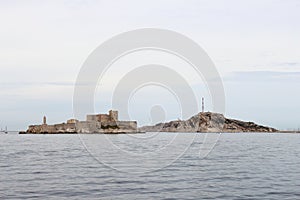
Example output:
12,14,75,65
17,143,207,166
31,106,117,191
139,112,277,133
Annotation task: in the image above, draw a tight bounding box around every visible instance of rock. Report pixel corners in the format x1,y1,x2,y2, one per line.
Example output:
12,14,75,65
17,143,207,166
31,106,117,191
139,112,277,133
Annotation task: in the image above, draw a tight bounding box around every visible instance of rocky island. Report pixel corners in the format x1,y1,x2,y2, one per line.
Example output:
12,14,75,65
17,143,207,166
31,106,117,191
21,110,138,134
139,112,278,133
20,111,278,134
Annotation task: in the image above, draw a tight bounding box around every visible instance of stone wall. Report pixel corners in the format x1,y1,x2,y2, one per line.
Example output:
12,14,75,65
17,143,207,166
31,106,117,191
86,114,111,123
98,114,111,122
76,121,102,133
86,115,98,122
87,110,119,123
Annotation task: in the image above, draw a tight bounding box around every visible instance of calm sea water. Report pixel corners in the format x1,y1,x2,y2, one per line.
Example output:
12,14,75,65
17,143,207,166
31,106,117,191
0,132,299,199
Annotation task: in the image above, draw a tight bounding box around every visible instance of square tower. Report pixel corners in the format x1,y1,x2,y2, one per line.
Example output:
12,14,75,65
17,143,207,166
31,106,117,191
109,110,118,122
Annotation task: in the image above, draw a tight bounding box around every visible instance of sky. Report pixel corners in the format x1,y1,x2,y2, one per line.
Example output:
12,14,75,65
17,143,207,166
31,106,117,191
0,0,299,130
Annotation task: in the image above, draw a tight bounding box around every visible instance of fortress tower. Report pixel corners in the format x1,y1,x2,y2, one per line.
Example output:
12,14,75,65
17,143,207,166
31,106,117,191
109,110,118,122
43,116,47,125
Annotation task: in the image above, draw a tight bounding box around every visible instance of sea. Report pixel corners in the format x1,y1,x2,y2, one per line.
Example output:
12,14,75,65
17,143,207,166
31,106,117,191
0,132,299,199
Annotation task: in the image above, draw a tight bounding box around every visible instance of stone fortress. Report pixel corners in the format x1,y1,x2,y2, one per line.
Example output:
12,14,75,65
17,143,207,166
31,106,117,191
25,110,138,134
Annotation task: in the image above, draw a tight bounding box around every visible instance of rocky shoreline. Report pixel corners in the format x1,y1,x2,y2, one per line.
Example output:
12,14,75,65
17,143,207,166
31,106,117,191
20,111,279,134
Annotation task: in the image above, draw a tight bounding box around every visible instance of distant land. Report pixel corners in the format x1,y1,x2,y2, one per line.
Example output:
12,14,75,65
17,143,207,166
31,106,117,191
19,111,289,134
139,112,278,133
20,110,139,134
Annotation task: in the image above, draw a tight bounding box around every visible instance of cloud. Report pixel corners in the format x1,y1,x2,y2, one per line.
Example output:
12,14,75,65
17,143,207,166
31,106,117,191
277,62,300,67
224,71,300,82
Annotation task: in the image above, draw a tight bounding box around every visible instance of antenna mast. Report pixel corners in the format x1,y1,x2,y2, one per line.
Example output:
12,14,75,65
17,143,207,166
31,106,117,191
202,97,204,113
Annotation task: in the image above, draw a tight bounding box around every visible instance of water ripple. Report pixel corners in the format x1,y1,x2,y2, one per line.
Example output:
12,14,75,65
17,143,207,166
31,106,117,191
0,133,300,199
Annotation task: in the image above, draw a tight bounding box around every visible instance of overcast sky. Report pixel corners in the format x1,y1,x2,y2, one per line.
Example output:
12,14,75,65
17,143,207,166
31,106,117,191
0,0,299,130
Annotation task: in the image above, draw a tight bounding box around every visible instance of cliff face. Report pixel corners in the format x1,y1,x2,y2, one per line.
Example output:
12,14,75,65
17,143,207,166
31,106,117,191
26,123,77,134
139,112,277,133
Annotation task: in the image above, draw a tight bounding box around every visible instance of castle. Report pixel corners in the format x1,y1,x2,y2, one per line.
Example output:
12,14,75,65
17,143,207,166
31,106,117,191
25,110,138,134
